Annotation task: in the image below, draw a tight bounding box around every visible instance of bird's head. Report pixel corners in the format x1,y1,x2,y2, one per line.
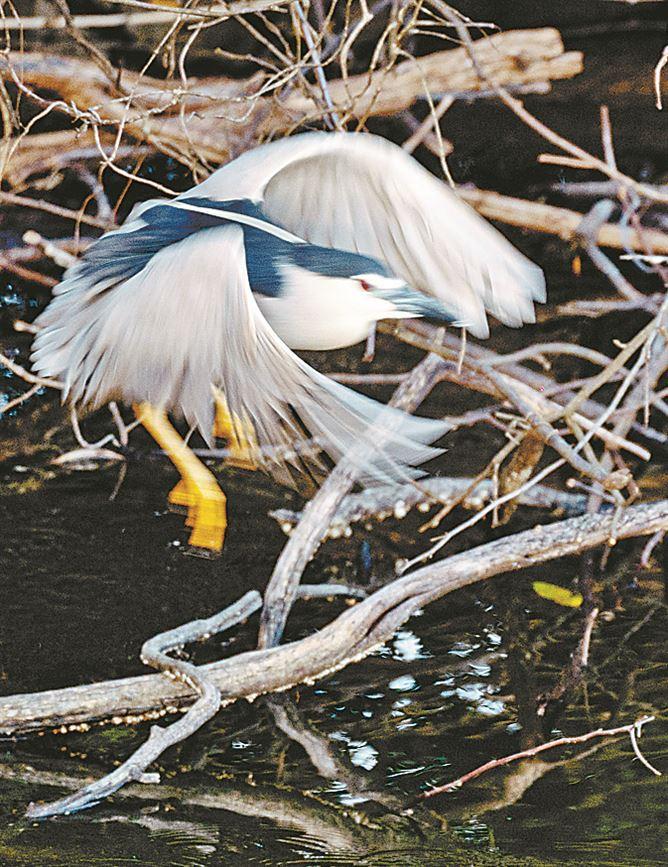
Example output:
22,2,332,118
289,243,455,325
249,236,458,352
350,271,455,323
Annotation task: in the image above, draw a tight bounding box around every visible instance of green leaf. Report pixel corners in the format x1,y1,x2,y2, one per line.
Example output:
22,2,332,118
532,581,583,608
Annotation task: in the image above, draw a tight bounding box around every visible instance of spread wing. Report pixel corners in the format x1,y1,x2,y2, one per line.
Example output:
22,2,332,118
192,132,545,338
32,222,445,484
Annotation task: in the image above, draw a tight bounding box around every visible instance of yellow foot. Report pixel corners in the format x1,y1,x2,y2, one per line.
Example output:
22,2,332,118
186,485,227,554
212,387,259,470
134,402,228,556
168,478,199,528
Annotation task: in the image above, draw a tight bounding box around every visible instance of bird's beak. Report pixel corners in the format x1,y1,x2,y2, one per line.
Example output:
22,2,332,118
370,285,454,323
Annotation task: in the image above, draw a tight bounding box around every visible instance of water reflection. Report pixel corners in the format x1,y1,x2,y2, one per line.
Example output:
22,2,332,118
391,630,428,662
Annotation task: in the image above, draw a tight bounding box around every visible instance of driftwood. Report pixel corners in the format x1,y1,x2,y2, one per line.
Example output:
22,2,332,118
269,477,590,540
281,28,583,119
25,591,262,818
1,499,666,738
1,27,582,177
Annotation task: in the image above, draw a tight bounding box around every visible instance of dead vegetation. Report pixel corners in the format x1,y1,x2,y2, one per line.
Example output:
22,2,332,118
0,0,666,820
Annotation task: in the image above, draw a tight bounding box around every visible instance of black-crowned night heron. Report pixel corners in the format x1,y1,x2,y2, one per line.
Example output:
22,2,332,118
31,132,545,554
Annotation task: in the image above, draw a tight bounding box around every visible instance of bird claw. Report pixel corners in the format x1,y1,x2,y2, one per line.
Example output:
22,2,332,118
362,324,377,363
165,458,227,552
212,388,259,469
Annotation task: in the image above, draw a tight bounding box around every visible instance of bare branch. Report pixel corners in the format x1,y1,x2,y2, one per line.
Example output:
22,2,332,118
415,715,658,803
1,499,665,738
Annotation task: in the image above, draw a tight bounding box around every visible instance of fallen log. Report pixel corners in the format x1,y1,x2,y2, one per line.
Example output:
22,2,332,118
1,499,665,737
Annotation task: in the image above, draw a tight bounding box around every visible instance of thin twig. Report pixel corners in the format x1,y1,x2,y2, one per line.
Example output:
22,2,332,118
0,191,110,230
0,351,63,390
415,715,658,802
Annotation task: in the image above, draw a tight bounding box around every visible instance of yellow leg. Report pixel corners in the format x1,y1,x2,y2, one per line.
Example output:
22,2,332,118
167,478,191,508
134,402,227,554
212,387,259,470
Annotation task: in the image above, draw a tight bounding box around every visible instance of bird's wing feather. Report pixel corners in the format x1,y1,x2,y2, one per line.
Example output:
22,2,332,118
32,222,445,484
193,132,545,338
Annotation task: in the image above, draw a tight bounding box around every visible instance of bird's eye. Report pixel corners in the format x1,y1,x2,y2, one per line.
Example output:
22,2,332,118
358,279,371,291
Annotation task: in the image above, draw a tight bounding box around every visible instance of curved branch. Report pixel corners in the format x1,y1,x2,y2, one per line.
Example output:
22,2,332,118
25,591,262,818
1,499,665,738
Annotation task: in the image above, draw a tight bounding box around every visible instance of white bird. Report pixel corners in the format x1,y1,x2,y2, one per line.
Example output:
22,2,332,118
31,132,545,554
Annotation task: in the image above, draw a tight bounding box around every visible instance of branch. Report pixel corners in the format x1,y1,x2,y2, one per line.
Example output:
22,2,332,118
1,0,287,29
457,188,668,256
257,352,445,649
1,27,582,170
430,2,668,205
26,591,262,818
1,499,666,738
269,476,589,539
415,715,659,803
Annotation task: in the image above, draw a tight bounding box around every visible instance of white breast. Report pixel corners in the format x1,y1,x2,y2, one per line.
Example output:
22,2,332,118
254,265,395,351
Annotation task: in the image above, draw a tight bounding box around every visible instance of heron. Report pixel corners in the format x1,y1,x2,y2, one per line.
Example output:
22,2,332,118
31,132,545,555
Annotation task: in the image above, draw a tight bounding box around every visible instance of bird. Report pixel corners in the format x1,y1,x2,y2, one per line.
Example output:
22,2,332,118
31,132,545,555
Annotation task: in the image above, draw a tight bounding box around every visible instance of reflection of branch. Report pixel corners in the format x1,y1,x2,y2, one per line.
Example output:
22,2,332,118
267,695,402,810
416,715,658,803
536,605,600,719
0,351,62,391
2,499,666,738
0,762,367,852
